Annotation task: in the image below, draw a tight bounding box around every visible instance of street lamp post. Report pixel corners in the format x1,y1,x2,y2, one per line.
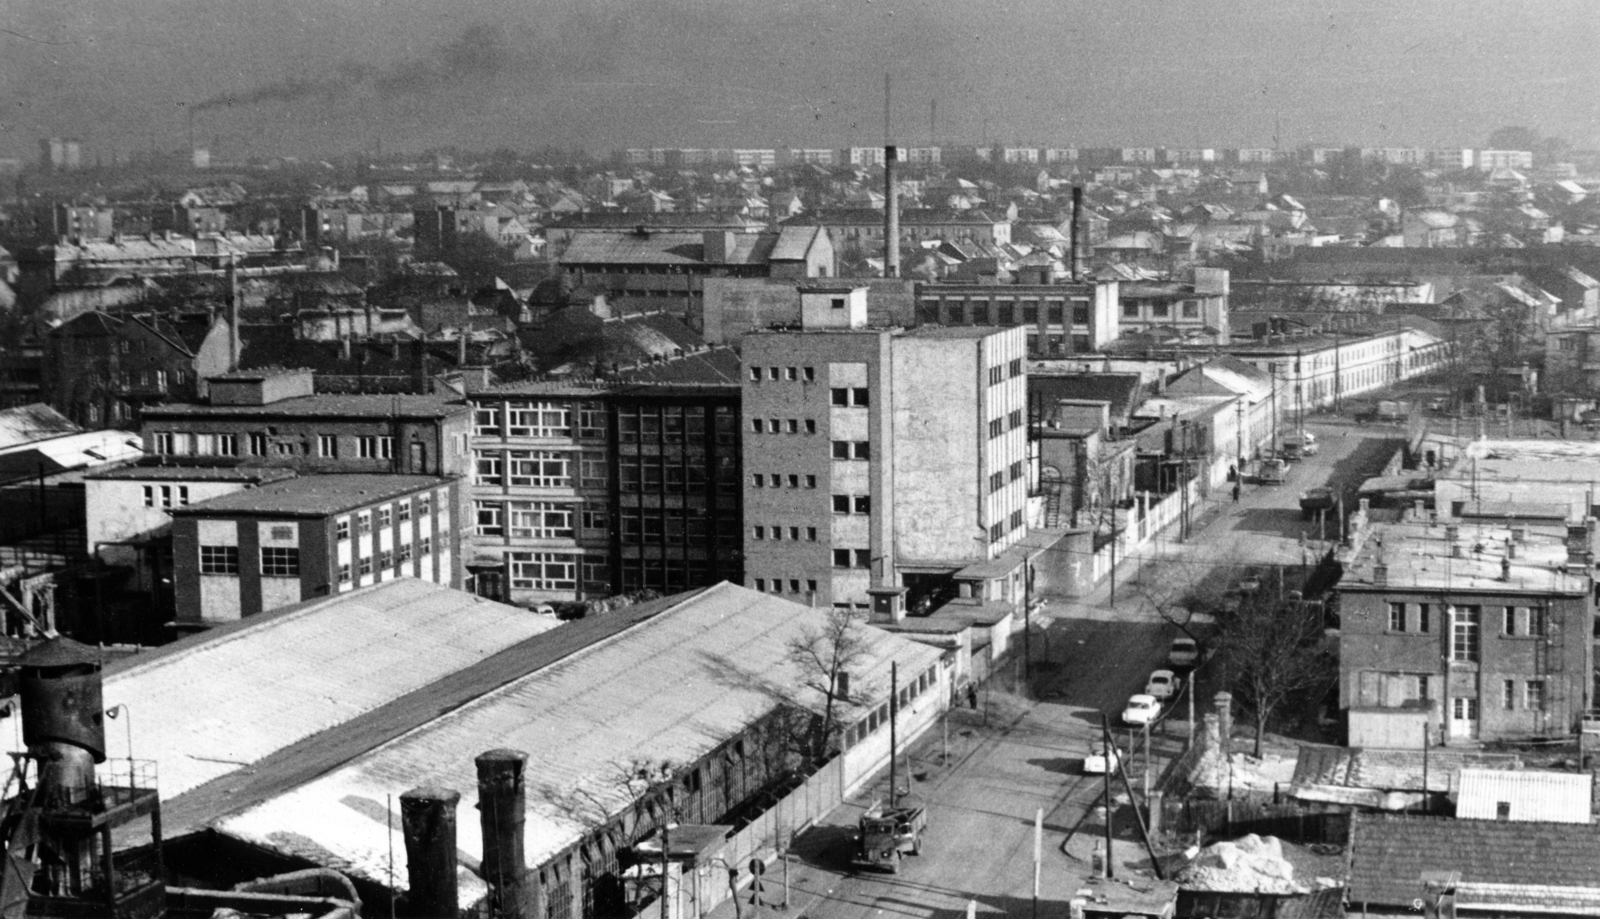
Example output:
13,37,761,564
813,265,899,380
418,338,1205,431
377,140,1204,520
104,704,133,793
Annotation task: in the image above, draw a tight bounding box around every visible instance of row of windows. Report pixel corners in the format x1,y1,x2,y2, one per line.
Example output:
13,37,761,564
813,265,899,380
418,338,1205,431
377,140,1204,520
509,551,578,591
988,462,1025,494
472,401,607,440
199,545,299,577
335,495,432,540
1503,678,1546,711
749,365,818,383
831,440,871,460
338,538,433,583
831,388,869,407
620,508,722,541
1026,334,1096,356
751,577,819,595
1386,602,1546,642
833,494,870,514
152,431,395,460
142,485,189,508
833,548,872,569
1121,300,1202,320
751,473,818,489
986,360,1024,386
987,410,1024,439
920,300,1089,327
752,418,818,435
475,501,579,539
751,525,819,542
987,510,1026,542
473,450,573,488
842,665,939,748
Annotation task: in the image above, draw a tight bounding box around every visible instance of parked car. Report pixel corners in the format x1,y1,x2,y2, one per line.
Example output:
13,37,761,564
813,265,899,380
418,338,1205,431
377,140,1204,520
1168,637,1200,668
1259,457,1290,485
1121,693,1160,726
1084,742,1122,775
1145,669,1181,700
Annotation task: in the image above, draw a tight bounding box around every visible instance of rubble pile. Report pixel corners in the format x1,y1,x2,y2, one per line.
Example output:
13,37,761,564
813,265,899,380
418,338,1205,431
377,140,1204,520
1176,834,1305,894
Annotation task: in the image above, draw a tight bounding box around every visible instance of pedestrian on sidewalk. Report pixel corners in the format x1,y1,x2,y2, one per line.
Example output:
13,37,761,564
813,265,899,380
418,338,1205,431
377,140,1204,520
1231,483,1241,503
966,684,978,709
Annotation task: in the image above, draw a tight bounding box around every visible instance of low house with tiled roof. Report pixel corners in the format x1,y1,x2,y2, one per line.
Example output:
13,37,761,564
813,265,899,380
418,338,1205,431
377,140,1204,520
1349,813,1600,917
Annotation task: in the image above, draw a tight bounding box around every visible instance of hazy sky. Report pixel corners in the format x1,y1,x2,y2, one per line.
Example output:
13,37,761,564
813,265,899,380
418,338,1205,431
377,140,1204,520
2,0,1596,161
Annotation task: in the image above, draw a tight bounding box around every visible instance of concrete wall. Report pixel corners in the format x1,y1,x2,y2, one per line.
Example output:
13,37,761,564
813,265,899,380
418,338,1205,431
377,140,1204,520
86,477,259,565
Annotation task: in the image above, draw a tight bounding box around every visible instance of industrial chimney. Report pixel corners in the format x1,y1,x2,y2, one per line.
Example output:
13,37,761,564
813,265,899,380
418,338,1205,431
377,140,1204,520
226,254,242,372
402,785,461,919
883,145,900,279
476,749,532,919
1070,186,1085,282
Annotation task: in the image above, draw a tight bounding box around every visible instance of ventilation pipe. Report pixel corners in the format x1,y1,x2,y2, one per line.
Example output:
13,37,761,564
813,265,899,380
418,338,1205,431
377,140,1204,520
883,145,901,278
476,749,532,919
402,786,461,919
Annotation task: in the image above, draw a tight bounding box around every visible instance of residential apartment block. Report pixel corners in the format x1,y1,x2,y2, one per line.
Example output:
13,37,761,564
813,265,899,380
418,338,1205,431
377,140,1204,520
1336,515,1594,744
741,283,1028,616
170,473,461,624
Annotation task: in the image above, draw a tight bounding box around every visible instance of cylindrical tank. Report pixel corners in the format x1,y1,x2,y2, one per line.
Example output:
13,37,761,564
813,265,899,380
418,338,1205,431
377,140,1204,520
18,637,105,764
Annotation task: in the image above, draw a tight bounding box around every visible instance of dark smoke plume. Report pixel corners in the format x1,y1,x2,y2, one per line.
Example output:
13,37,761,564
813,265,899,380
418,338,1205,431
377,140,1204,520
195,24,521,112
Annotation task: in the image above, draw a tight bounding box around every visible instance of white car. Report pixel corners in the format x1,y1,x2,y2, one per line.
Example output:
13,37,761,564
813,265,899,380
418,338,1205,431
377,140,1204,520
1122,693,1160,726
1084,742,1122,775
1145,669,1180,700
1168,637,1200,668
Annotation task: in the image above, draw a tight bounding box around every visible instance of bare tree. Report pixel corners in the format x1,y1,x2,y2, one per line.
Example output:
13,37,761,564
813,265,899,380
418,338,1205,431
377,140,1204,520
1214,587,1336,757
785,607,873,765
1131,552,1234,643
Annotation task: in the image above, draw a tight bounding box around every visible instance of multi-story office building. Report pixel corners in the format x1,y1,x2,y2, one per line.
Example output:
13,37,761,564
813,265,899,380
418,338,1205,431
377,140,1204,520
741,283,1028,616
465,378,743,603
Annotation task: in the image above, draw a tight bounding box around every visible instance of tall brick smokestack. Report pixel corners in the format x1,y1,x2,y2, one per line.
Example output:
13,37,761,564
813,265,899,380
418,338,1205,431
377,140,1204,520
227,255,242,371
402,786,461,919
884,145,900,279
476,749,533,919
1070,186,1085,282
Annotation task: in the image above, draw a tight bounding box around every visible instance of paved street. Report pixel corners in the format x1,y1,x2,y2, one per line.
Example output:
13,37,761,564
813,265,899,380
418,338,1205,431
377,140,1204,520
712,422,1400,919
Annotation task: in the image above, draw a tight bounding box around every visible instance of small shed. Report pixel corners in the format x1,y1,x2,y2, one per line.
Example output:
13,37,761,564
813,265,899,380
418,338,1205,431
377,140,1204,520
1455,768,1592,823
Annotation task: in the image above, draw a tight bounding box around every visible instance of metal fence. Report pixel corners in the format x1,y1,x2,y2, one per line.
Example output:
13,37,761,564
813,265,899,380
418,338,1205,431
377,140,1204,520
1159,796,1351,846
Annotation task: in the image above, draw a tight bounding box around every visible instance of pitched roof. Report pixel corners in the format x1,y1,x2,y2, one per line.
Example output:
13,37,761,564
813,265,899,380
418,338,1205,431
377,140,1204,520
0,403,80,451
1349,813,1600,909
81,580,561,833
212,583,944,899
610,346,742,385
1029,372,1147,420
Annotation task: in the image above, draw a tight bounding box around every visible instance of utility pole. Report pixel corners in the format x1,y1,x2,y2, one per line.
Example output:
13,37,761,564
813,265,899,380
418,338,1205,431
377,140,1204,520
889,661,899,807
1295,348,1304,436
1099,714,1115,878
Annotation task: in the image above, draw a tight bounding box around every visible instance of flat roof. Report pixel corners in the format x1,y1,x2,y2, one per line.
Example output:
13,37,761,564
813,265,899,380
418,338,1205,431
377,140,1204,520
172,474,449,517
1439,437,1600,486
85,465,296,484
1340,518,1588,595
141,394,468,420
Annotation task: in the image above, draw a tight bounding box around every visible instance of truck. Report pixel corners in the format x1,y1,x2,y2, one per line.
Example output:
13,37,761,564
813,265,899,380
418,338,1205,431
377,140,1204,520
1281,431,1319,459
1258,457,1290,485
852,799,927,873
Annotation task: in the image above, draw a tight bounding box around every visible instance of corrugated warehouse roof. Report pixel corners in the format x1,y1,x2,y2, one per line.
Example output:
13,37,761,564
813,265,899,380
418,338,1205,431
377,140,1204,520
1456,768,1592,823
10,581,558,815
215,582,943,899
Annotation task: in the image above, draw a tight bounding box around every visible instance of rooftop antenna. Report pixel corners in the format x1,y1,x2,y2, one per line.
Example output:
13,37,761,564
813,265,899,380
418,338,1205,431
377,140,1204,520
929,98,937,148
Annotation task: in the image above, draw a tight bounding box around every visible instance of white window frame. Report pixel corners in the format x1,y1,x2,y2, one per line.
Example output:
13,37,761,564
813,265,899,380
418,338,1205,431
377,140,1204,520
508,551,578,590
507,501,574,539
